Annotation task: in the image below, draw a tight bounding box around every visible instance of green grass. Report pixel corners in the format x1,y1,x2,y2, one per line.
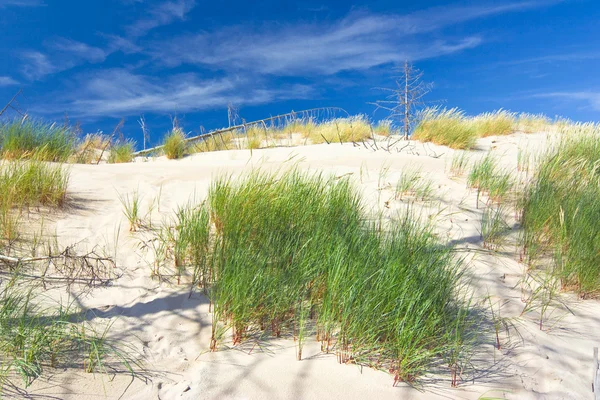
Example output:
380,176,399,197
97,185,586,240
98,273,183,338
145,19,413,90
472,110,516,137
163,128,187,159
0,159,70,209
517,113,551,133
467,153,514,205
448,151,470,177
521,133,600,296
0,280,136,389
108,139,135,164
0,158,70,249
173,202,211,287
195,169,477,383
481,206,510,251
395,169,435,201
0,119,75,162
412,108,478,150
305,116,373,144
192,132,234,153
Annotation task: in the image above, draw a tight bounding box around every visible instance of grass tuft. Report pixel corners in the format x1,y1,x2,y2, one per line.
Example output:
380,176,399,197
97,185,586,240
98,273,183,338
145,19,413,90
0,118,75,162
472,110,516,137
108,140,135,164
199,169,477,383
521,133,600,296
163,128,187,159
412,108,478,149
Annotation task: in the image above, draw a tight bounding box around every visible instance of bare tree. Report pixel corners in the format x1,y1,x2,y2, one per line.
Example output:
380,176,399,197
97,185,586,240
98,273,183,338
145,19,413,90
139,115,150,150
371,61,433,139
227,102,241,127
0,89,26,118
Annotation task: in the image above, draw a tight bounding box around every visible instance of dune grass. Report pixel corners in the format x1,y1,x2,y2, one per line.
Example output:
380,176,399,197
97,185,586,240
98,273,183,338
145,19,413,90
0,119,75,162
199,169,477,383
481,205,510,251
412,108,478,149
0,159,69,209
517,113,552,133
395,169,435,201
304,116,373,144
0,281,136,389
467,153,514,205
74,133,111,164
108,140,135,164
192,132,235,153
0,158,70,248
472,110,516,137
163,128,187,159
521,133,600,296
448,151,470,177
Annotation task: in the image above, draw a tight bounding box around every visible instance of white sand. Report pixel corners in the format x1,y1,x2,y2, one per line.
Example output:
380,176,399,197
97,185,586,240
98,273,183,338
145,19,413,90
15,132,600,399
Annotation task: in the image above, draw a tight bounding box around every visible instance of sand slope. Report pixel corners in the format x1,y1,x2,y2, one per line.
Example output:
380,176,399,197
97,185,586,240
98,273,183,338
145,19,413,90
16,133,600,400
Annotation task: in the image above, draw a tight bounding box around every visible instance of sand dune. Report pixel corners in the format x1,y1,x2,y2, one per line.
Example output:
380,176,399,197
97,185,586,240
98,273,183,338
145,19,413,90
15,132,599,400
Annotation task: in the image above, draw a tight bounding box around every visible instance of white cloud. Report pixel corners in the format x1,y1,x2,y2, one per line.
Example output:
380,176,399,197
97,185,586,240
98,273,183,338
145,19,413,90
151,2,555,76
127,0,196,37
48,69,314,117
0,76,19,86
20,38,107,79
0,0,43,7
534,92,600,111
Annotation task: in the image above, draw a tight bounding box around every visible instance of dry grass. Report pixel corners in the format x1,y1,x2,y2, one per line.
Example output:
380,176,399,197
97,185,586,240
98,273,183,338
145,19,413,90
472,110,516,137
412,108,478,149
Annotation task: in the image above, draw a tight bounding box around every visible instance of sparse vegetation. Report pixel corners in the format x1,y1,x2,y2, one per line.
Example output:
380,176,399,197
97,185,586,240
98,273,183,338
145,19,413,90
472,110,516,137
395,168,435,201
481,205,510,250
108,139,135,164
448,151,470,177
0,280,135,389
0,118,75,162
521,132,600,296
412,108,478,149
163,127,187,159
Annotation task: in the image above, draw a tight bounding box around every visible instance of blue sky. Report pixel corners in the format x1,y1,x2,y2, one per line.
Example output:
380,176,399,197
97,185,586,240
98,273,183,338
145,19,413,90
0,0,599,146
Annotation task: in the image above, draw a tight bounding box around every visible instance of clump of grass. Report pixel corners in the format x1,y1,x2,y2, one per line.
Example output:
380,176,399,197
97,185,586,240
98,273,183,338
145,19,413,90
307,115,372,144
412,108,478,149
467,153,514,205
0,159,70,208
0,281,136,389
245,126,264,150
448,151,470,177
0,118,75,162
108,139,135,164
395,169,435,201
75,133,110,164
373,120,394,136
481,205,510,250
472,110,516,137
202,169,477,383
163,128,187,159
172,202,210,287
517,113,551,133
118,189,142,232
521,133,600,296
192,132,234,153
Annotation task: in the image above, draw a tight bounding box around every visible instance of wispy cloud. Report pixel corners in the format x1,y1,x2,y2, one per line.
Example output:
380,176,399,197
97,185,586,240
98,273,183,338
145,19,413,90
46,69,314,118
500,51,600,66
534,91,600,111
152,2,558,76
0,76,19,86
20,38,107,79
126,0,196,37
0,0,44,7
